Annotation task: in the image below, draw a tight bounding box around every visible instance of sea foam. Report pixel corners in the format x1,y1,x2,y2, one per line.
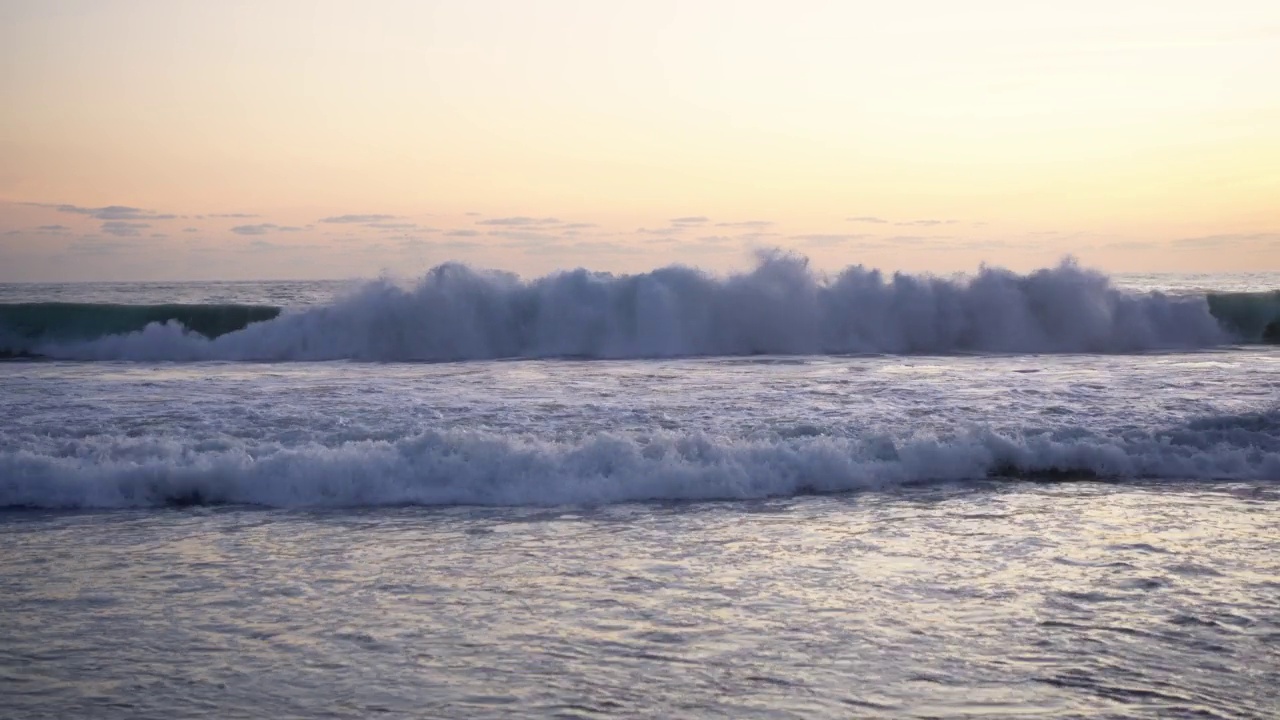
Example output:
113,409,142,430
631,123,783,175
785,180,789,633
3,413,1277,509
25,255,1237,361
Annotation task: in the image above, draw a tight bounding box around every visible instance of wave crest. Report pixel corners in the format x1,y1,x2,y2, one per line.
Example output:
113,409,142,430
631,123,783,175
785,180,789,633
16,255,1245,361
3,414,1277,509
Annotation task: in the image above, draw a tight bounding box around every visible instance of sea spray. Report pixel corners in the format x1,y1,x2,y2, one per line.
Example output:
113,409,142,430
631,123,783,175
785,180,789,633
8,254,1278,361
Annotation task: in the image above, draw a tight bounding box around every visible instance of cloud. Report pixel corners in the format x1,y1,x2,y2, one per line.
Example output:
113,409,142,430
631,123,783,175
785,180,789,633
1099,240,1152,250
445,229,480,237
846,216,888,224
230,223,303,235
36,224,70,232
885,235,933,244
366,222,433,232
715,220,773,229
895,219,955,227
672,237,747,255
1090,233,1276,251
790,233,870,247
399,237,479,252
101,221,151,237
243,239,324,252
636,227,685,236
319,214,398,224
66,238,141,255
947,238,1022,250
1170,232,1277,249
486,230,562,245
561,223,598,229
475,216,560,226
670,216,709,224
183,227,199,233
522,241,644,256
50,204,176,220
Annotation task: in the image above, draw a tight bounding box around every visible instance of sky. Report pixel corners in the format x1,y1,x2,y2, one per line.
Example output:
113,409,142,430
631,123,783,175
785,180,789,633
1,0,1277,281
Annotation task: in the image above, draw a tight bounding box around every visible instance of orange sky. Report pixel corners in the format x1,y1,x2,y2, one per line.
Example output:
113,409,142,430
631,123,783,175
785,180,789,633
1,0,1277,281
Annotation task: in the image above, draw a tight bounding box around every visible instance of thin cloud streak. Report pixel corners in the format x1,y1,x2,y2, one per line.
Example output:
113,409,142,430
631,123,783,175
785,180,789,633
230,223,304,235
319,214,398,224
476,217,561,226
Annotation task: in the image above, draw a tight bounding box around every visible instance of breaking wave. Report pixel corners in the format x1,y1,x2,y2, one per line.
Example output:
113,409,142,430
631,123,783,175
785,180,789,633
3,411,1277,509
3,255,1277,361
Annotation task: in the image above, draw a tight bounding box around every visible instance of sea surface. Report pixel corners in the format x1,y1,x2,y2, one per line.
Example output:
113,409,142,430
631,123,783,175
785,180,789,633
1,261,1278,718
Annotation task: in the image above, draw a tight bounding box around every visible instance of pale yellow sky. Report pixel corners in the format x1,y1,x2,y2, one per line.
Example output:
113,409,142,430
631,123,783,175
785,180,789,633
1,0,1277,280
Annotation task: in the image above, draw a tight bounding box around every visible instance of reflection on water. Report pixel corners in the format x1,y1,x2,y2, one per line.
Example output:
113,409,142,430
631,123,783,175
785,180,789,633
2,483,1277,719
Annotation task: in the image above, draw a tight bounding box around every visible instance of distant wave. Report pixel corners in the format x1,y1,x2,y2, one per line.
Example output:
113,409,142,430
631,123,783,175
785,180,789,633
3,254,1277,361
2,411,1277,509
0,302,279,358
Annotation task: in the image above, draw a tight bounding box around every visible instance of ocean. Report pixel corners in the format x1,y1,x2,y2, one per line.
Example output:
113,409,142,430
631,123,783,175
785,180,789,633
1,258,1278,719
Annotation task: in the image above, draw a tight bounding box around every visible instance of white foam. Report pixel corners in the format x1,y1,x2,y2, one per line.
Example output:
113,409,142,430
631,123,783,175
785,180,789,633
3,425,1276,509
34,254,1228,361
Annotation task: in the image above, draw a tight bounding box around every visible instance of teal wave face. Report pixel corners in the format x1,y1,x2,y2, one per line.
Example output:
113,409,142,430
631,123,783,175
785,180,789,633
0,303,281,357
1206,291,1280,343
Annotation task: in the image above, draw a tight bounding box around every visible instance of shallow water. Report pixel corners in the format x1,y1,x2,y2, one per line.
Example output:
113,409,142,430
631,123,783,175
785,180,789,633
2,486,1278,719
